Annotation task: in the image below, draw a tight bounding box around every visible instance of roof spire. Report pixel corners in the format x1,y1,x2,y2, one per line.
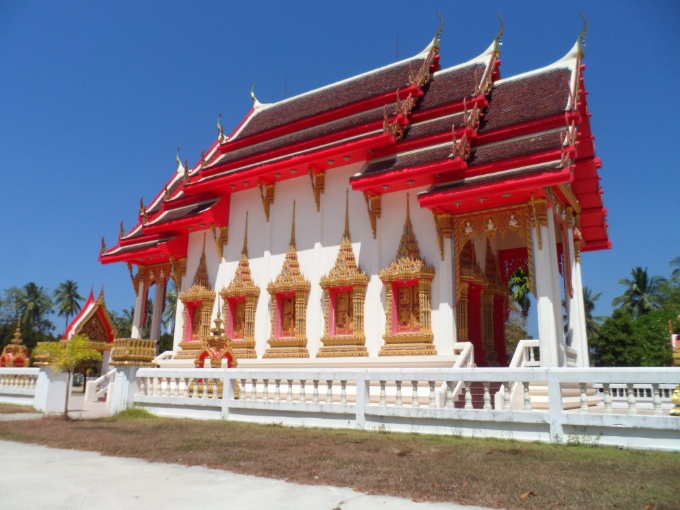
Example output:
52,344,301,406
343,189,351,242
176,145,182,170
495,13,505,53
217,112,225,142
242,211,249,258
433,12,444,51
11,315,23,345
250,82,262,108
290,201,296,249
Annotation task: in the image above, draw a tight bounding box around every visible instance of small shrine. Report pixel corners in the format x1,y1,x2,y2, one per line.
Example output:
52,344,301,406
0,318,30,368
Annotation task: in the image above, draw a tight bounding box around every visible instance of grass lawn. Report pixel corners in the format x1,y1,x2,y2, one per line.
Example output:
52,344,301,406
0,410,678,510
0,403,37,414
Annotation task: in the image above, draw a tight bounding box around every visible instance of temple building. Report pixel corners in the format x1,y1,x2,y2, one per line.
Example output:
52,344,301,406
100,20,609,369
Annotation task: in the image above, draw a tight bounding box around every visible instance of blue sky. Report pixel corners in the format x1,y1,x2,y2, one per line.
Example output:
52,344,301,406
1,1,679,333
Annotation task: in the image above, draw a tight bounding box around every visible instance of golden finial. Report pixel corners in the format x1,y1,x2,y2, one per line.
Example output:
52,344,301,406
100,236,107,255
290,201,296,249
433,12,444,50
11,315,23,345
242,211,249,257
176,145,181,167
250,82,260,106
119,221,125,239
343,189,351,242
577,12,588,58
217,112,225,142
183,160,190,184
406,192,411,223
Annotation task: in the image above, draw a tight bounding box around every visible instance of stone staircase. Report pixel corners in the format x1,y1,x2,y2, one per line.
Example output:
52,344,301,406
454,381,503,409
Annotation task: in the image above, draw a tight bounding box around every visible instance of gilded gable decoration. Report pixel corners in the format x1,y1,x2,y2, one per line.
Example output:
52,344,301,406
178,238,216,360
379,195,436,356
318,191,369,357
220,212,260,359
264,202,311,358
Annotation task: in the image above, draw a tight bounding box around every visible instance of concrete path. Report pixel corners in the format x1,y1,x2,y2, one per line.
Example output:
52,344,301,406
0,440,499,510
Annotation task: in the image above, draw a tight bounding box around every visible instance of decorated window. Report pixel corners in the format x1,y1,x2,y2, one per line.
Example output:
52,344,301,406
179,244,215,360
264,202,311,358
220,213,260,359
318,192,368,357
379,196,435,356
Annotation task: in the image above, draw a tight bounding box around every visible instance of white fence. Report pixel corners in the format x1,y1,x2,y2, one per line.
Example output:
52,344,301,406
0,368,40,407
132,366,680,451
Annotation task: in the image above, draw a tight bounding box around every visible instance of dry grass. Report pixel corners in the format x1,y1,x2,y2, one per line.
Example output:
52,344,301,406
0,403,37,414
1,414,678,509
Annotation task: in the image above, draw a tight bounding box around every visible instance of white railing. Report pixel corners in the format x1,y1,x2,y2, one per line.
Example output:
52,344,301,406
499,340,541,410
565,346,578,367
0,367,40,407
153,351,175,364
438,342,474,406
84,369,116,403
130,366,680,451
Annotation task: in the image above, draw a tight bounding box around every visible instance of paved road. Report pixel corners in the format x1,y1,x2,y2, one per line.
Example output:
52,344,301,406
0,440,499,510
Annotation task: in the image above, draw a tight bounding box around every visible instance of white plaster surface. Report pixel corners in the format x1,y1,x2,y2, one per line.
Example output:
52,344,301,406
0,440,498,510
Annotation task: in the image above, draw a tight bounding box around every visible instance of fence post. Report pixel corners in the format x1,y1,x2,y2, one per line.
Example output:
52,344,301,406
355,373,369,430
221,369,234,420
109,366,140,415
33,367,69,414
547,369,564,443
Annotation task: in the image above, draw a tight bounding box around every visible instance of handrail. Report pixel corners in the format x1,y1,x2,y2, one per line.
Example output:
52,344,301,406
436,341,474,407
153,350,176,364
508,339,540,368
84,368,116,403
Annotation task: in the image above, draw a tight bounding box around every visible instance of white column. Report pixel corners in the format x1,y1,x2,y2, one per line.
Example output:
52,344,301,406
438,236,455,353
565,217,588,366
131,279,146,339
150,280,166,342
532,207,565,367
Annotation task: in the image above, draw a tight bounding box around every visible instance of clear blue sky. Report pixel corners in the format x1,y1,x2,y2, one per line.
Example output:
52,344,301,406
1,1,678,333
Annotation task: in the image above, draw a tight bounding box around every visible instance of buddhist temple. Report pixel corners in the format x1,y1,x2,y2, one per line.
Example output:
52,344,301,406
100,18,609,370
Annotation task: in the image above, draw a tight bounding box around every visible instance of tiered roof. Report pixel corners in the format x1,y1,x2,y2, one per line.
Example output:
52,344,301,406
100,20,609,266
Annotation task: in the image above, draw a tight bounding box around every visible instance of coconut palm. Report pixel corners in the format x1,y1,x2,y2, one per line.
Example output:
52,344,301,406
16,282,54,334
582,286,604,340
671,256,680,279
54,280,84,329
508,267,531,330
612,266,663,318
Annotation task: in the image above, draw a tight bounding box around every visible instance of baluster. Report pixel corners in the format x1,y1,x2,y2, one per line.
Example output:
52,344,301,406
503,382,511,411
178,377,187,397
313,380,319,404
579,383,588,413
287,379,294,402
602,383,612,414
262,379,269,402
213,379,220,400
326,380,333,404
483,382,491,411
379,381,386,406
523,382,532,411
411,381,420,408
138,377,146,396
446,381,454,409
251,378,258,401
395,380,403,407
464,382,473,410
299,380,306,403
161,377,168,397
626,383,637,415
240,378,247,400
428,381,436,408
274,379,281,402
652,384,662,416
340,380,347,405
186,378,194,398
169,377,177,397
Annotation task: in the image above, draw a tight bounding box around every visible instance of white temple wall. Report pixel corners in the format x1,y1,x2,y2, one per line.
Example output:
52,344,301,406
174,162,456,359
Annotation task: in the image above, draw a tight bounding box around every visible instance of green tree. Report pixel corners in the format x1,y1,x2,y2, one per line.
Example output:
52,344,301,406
32,335,102,419
16,282,54,334
508,267,531,331
110,307,134,338
612,266,663,318
53,280,84,329
583,286,604,341
163,281,177,335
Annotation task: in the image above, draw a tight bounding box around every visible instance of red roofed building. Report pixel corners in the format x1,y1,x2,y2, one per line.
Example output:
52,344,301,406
100,21,609,369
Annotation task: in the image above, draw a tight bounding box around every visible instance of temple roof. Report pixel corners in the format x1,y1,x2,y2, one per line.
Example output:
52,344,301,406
101,24,609,265
64,289,117,345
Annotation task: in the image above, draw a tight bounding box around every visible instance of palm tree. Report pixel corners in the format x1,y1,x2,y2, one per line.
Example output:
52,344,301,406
54,280,84,329
162,282,177,334
671,256,680,279
612,266,663,318
582,286,604,340
16,282,54,334
508,267,531,331
33,335,102,419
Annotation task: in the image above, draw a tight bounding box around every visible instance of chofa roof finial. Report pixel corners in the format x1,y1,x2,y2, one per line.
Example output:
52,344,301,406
433,12,444,50
496,13,505,46
217,112,225,142
251,82,261,107
577,12,588,58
